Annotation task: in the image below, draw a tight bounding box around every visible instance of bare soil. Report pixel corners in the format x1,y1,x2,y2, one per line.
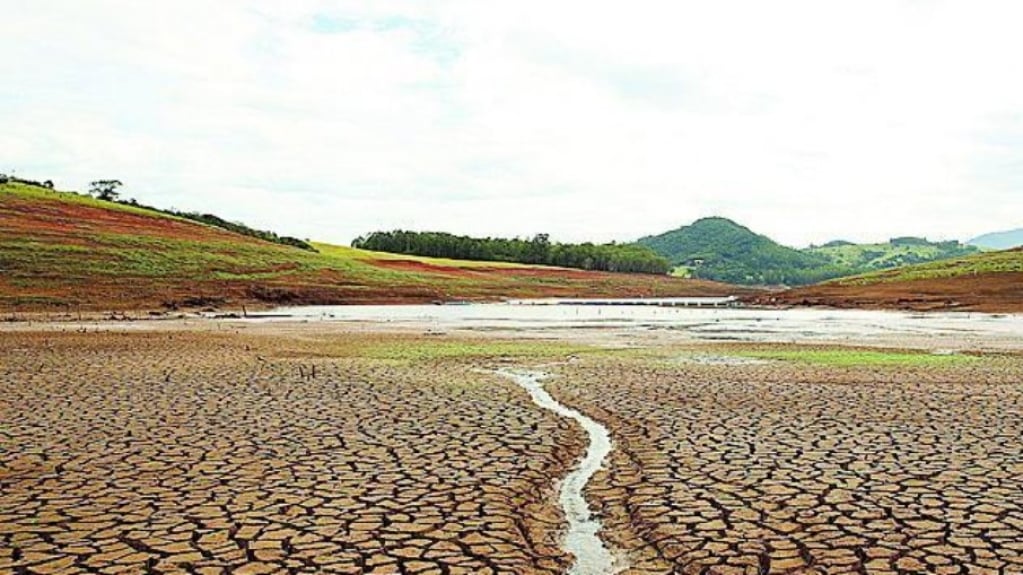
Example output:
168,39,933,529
0,330,585,574
548,350,1023,574
750,272,1023,313
5,321,1023,575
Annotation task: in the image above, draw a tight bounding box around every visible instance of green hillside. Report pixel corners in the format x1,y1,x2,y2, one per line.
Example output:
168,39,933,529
807,237,978,272
0,181,739,310
830,247,1023,286
638,218,982,287
759,246,1023,312
637,218,847,285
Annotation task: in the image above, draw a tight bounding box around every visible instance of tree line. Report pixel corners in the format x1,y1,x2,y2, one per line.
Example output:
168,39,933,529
0,173,55,188
690,260,855,286
352,230,671,274
163,210,315,251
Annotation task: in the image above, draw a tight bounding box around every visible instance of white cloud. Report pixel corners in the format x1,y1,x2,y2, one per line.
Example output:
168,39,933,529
2,0,1021,247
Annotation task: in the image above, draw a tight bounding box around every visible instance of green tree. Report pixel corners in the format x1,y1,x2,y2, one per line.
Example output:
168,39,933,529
352,230,669,275
89,179,123,201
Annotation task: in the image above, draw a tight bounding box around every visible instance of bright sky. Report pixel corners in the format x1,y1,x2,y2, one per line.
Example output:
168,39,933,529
2,1,1021,247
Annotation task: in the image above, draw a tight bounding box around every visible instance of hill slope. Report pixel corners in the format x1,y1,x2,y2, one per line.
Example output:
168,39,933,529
639,218,980,286
637,217,844,285
752,248,1023,312
0,182,742,311
806,237,978,271
969,228,1023,250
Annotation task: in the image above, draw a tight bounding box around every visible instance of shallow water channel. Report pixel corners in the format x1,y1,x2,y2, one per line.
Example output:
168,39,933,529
498,370,621,575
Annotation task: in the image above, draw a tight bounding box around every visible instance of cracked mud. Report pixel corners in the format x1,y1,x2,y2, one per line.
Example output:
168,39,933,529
1,331,585,574
549,351,1023,574
4,323,1023,575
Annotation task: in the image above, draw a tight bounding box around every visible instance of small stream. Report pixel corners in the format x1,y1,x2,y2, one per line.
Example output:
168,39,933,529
498,370,622,575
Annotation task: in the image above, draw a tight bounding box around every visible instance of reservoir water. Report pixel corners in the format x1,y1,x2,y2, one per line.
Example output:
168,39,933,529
250,301,1023,350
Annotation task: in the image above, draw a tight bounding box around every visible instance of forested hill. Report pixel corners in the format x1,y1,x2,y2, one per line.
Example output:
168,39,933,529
638,217,979,286
352,230,671,274
637,218,844,285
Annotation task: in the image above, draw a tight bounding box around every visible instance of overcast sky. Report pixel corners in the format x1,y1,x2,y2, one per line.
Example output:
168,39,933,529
2,1,1021,247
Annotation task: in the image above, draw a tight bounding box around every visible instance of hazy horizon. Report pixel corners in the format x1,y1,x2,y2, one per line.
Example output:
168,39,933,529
3,1,1021,247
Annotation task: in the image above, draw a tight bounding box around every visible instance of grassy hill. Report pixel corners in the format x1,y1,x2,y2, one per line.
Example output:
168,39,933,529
807,237,978,272
751,248,1023,312
639,218,981,287
831,248,1023,285
0,182,741,311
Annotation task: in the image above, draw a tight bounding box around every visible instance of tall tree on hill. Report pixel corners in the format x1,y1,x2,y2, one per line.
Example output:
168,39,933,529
89,179,123,201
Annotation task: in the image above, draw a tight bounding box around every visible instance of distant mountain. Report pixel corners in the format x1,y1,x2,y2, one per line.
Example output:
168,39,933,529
636,217,841,286
638,217,980,286
968,228,1023,250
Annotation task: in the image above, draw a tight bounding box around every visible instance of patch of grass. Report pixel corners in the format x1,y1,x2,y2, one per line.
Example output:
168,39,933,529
313,242,532,269
670,266,692,278
735,348,978,367
344,340,594,362
1,182,199,223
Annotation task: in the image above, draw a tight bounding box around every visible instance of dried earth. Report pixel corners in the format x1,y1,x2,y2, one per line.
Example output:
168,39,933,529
547,349,1023,574
3,321,1023,575
0,330,585,575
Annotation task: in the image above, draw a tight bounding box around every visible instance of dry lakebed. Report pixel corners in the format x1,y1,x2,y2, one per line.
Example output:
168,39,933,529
3,304,1023,575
